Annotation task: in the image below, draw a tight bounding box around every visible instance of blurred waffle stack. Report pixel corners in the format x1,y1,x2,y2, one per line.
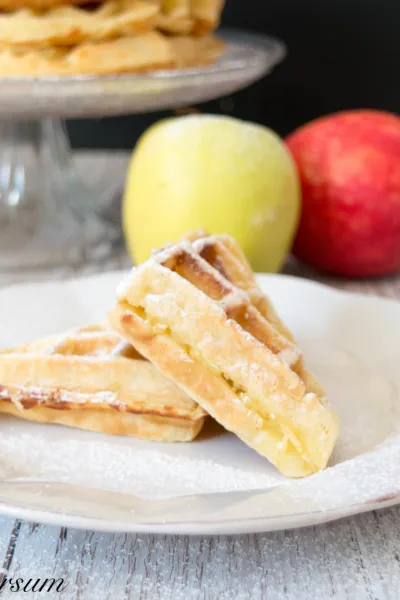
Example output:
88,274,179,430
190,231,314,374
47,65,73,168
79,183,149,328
0,0,225,75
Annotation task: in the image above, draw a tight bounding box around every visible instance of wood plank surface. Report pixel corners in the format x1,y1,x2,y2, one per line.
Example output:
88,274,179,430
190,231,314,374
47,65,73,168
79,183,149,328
0,507,399,599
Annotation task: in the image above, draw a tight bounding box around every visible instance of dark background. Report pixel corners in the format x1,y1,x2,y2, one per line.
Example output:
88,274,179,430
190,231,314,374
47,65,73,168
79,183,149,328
67,0,400,149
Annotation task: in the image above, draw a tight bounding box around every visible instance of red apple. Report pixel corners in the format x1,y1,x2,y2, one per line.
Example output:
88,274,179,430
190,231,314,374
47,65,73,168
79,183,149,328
286,110,400,277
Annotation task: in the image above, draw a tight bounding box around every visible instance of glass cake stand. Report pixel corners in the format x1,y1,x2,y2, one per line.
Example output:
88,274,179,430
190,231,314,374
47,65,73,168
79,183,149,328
0,30,285,271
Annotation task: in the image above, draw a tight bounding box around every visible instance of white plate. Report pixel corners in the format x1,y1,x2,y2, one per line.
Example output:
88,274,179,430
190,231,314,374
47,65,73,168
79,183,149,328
0,271,399,535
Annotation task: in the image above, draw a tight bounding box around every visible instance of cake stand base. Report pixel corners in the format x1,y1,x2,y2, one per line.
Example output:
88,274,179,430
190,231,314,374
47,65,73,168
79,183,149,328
0,119,120,271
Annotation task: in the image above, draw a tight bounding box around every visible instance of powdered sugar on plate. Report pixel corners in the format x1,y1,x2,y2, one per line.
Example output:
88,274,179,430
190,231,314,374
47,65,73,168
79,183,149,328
0,423,282,499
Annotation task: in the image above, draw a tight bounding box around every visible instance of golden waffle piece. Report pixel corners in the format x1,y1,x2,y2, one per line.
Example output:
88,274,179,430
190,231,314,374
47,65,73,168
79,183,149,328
157,0,225,35
177,230,296,343
187,231,326,399
0,31,223,76
166,34,223,67
0,0,158,48
0,0,98,11
0,0,224,34
0,324,206,441
110,242,339,478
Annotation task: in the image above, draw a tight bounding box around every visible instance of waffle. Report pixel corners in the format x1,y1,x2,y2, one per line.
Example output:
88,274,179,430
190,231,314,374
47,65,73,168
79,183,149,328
157,0,225,35
165,33,223,67
0,31,223,75
0,0,224,34
0,0,98,10
110,242,339,477
0,0,158,48
173,230,296,343
0,324,206,441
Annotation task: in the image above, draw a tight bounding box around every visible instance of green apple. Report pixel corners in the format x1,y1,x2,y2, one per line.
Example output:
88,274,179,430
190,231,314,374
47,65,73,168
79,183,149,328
123,115,300,272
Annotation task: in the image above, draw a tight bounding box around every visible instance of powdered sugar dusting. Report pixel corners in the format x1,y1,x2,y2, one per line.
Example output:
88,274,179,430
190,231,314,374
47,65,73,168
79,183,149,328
1,385,119,408
0,424,281,499
277,347,301,367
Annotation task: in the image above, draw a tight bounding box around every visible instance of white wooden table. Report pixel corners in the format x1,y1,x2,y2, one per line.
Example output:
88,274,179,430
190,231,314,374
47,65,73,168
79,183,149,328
0,152,399,600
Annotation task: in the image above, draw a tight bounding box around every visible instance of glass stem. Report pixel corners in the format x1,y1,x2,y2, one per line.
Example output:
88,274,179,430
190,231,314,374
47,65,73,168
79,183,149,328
0,118,119,271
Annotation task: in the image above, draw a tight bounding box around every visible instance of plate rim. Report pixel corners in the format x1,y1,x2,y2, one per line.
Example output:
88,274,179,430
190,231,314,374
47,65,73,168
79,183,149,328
0,492,398,535
0,30,285,85
0,29,286,118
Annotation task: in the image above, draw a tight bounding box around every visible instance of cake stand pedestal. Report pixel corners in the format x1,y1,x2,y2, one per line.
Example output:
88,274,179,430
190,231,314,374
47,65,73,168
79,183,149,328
0,30,285,271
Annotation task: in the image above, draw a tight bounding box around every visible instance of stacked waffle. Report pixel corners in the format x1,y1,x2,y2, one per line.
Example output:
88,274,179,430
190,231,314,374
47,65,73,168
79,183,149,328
0,232,339,477
0,0,225,76
0,323,206,440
